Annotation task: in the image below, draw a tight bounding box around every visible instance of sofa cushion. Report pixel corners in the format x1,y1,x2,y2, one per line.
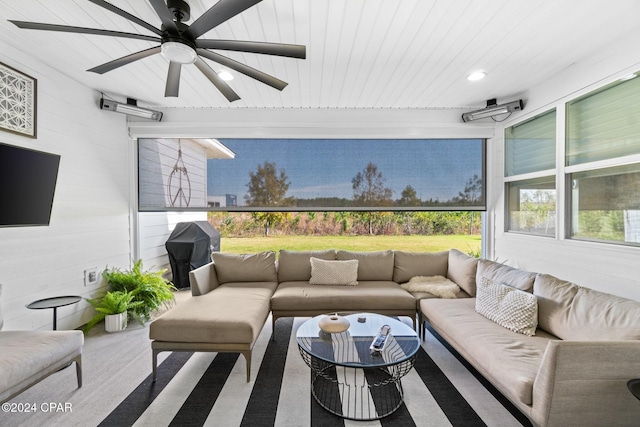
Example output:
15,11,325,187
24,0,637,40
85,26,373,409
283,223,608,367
272,281,416,312
0,330,83,403
277,250,336,282
476,259,536,292
336,250,395,281
421,298,554,406
534,273,640,340
476,277,538,336
149,284,274,344
393,251,448,284
309,258,359,286
212,252,277,284
447,249,478,296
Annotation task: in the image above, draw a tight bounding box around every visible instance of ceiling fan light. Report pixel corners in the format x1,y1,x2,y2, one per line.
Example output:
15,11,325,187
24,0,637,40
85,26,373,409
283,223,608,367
161,41,197,64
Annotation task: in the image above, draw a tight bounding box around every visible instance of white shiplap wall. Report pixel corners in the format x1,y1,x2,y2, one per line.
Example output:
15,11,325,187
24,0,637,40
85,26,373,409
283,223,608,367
0,40,132,330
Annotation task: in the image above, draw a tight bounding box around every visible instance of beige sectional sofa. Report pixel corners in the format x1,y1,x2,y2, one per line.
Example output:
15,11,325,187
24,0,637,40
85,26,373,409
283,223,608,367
149,249,640,426
421,259,640,427
149,249,474,382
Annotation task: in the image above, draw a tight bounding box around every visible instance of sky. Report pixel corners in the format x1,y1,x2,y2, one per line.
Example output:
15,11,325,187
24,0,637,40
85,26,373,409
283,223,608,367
207,139,483,205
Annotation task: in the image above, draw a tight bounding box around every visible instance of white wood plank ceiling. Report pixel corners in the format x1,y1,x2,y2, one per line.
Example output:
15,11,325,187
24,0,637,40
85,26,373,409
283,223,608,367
1,0,639,109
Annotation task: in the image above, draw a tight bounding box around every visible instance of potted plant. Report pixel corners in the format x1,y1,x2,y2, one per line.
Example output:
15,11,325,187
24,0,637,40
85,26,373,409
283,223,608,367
102,259,177,323
84,290,141,333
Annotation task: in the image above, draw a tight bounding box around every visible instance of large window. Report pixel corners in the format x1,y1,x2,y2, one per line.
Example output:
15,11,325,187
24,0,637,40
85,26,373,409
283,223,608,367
505,110,557,236
569,164,640,244
566,74,640,245
138,138,486,212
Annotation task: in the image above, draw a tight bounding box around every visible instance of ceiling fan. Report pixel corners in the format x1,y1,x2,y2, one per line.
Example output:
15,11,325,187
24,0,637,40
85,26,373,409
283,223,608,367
10,0,306,102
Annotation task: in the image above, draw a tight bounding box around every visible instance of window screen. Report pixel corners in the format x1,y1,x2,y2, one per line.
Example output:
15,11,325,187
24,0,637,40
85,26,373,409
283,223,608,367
570,163,640,245
138,138,486,211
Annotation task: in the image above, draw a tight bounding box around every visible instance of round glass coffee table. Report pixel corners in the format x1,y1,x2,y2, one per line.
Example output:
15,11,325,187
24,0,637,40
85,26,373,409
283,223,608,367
296,312,420,420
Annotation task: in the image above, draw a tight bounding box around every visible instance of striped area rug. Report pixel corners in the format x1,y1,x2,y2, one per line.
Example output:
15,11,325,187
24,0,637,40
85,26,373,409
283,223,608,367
99,317,530,427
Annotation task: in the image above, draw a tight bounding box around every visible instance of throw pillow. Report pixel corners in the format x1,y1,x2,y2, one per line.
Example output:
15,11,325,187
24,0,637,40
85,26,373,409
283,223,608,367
309,258,359,286
475,277,538,336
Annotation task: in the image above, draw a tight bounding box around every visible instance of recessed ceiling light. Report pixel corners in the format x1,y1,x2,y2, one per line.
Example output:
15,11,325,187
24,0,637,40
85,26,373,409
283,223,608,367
218,70,234,81
620,73,637,81
467,71,486,81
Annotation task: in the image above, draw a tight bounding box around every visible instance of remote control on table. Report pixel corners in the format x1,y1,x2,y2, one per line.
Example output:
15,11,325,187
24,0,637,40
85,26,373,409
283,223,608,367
371,325,391,352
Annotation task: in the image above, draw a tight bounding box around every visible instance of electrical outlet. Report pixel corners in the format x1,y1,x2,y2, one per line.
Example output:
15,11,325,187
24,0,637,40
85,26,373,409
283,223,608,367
84,268,99,286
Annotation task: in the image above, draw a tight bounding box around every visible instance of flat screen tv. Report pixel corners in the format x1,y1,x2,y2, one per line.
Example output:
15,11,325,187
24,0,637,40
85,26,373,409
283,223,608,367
0,142,61,227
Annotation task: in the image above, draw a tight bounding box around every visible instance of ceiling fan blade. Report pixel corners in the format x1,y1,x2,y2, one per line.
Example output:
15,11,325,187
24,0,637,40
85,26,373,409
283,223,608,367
88,46,161,74
165,62,181,97
185,0,262,40
196,40,306,59
197,49,287,91
88,0,162,36
148,0,178,33
194,57,240,102
9,20,160,42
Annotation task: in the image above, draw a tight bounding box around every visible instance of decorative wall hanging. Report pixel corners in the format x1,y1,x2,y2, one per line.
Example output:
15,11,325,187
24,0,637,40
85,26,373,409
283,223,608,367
167,141,191,208
0,62,37,138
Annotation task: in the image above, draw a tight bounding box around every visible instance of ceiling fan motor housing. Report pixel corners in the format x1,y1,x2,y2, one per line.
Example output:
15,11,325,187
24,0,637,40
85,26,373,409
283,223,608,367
167,0,191,22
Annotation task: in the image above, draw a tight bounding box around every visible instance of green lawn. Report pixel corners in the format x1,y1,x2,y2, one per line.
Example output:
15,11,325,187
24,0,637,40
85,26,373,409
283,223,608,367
219,234,481,256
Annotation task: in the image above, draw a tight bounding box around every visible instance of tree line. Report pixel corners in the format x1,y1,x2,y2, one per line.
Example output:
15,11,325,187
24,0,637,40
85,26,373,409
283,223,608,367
238,161,482,235
208,211,482,237
244,161,482,208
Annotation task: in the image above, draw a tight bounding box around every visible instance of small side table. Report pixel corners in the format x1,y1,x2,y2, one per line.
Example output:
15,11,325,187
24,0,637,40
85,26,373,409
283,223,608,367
26,295,82,330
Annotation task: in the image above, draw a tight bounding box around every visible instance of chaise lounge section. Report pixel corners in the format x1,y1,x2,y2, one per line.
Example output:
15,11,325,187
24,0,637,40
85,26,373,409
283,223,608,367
149,252,278,382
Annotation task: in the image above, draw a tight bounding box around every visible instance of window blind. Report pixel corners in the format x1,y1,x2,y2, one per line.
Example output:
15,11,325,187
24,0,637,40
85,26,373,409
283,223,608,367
567,76,640,166
505,109,556,176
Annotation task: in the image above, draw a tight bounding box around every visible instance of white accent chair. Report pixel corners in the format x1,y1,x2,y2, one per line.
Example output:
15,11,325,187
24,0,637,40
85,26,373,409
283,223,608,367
0,284,84,403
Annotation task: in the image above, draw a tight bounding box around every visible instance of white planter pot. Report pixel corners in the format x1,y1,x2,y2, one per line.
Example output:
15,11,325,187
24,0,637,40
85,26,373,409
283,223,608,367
105,312,127,333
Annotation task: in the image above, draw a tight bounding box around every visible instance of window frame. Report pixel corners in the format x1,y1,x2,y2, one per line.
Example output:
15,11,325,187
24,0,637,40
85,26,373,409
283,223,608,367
504,108,558,237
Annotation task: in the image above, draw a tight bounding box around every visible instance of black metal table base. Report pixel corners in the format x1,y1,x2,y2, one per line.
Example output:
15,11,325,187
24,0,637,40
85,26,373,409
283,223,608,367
301,350,415,420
